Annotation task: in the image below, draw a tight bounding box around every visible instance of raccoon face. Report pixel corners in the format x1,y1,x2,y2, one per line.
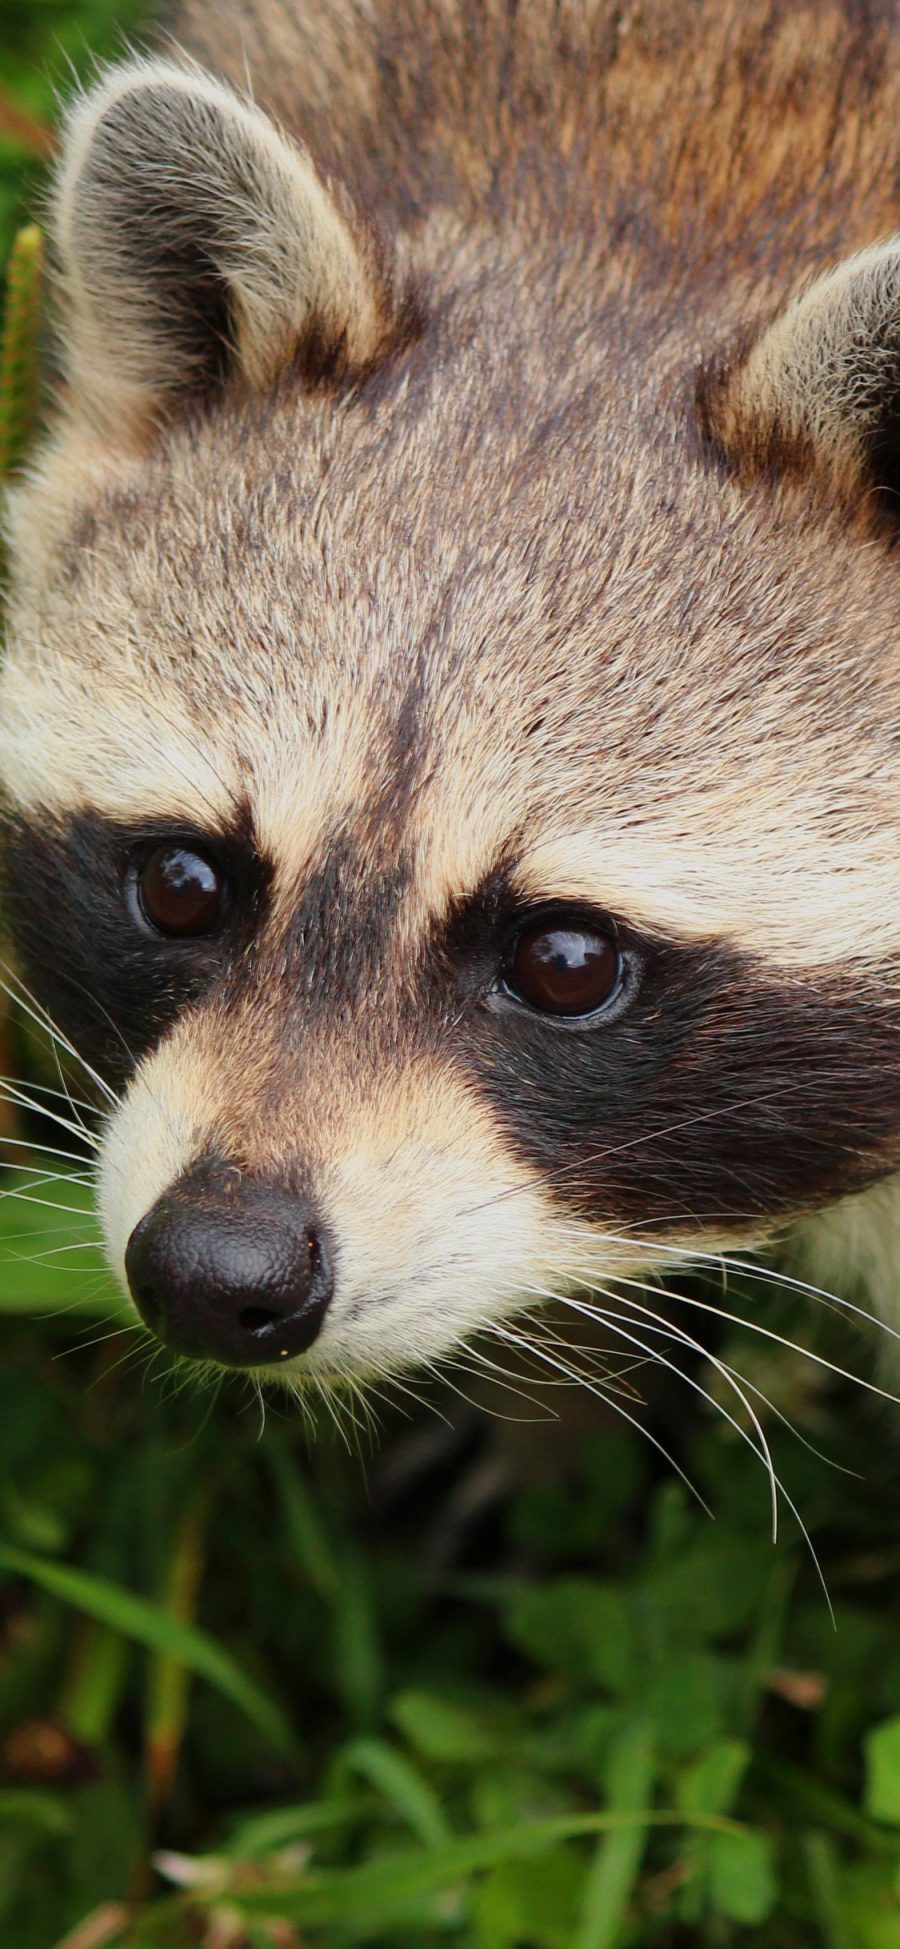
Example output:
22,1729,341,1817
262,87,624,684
2,59,900,1387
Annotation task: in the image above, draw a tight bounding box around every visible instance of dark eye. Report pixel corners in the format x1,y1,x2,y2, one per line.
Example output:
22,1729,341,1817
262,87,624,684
135,844,229,938
503,917,623,1017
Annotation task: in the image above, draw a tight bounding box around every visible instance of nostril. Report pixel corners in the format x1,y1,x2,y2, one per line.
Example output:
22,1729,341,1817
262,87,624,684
239,1305,280,1336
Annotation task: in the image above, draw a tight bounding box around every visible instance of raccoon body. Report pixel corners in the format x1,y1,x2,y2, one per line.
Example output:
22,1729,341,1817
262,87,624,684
2,0,900,1386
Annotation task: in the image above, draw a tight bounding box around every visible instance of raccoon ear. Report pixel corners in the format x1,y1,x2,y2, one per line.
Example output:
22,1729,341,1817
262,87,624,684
53,58,392,436
708,239,900,500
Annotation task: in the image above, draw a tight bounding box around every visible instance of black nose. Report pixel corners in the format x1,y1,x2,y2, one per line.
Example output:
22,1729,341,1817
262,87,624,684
125,1163,333,1367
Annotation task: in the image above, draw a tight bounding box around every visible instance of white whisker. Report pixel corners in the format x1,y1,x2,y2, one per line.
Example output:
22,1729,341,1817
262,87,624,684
0,1082,101,1150
0,1076,99,1118
491,1319,713,1516
542,1287,833,1611
545,1217,900,1345
522,1282,781,1537
0,964,116,1105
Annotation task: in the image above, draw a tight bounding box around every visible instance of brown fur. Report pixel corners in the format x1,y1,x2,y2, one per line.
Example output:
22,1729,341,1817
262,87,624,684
3,0,900,1382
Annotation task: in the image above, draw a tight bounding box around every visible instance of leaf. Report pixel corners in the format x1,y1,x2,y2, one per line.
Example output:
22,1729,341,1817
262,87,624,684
0,1541,295,1759
708,1828,778,1926
504,1581,635,1694
644,1652,738,1759
473,1850,582,1949
865,1717,900,1826
833,1860,900,1949
644,1539,770,1646
677,1741,750,1818
391,1690,504,1765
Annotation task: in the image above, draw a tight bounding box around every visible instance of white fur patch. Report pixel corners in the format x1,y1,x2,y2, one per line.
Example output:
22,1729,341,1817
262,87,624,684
512,824,900,970
793,1174,900,1332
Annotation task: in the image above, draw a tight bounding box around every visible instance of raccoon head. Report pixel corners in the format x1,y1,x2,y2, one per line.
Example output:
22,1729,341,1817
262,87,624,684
2,58,900,1390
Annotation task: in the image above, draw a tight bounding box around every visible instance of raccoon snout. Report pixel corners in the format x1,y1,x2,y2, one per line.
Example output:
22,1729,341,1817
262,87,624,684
123,1163,333,1368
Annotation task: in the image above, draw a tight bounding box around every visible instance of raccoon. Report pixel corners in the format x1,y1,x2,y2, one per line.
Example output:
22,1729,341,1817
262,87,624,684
1,0,900,1403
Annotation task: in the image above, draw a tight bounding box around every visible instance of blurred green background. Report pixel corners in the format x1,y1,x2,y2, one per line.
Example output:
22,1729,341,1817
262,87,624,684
1,6,900,1945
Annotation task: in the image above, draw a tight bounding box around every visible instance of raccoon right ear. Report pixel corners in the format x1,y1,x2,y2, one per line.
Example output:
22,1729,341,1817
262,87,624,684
706,239,900,501
53,59,393,438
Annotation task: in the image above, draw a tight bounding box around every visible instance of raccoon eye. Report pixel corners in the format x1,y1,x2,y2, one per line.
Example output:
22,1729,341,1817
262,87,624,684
135,844,229,938
503,918,623,1017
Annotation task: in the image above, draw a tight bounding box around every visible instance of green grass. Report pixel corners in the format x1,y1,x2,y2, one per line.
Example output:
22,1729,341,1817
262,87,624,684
1,7,900,1945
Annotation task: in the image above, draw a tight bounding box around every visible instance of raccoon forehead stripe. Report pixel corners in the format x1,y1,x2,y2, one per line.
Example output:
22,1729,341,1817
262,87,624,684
513,827,900,971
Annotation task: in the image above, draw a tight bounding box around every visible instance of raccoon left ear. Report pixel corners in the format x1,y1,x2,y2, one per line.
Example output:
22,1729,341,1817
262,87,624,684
707,239,900,498
53,58,394,437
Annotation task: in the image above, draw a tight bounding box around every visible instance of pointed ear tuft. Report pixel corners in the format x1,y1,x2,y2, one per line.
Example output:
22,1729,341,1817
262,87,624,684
53,58,394,436
704,240,900,504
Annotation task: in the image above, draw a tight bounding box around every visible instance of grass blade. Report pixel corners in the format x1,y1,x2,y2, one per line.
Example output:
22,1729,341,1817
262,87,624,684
232,1808,743,1926
0,1541,296,1761
145,1491,210,1818
0,1787,72,1833
0,223,42,483
573,1720,656,1949
337,1736,451,1846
